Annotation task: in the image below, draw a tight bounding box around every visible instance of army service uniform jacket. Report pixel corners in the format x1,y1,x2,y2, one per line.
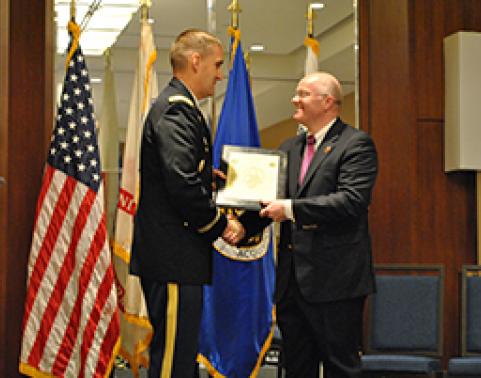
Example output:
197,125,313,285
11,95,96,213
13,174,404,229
130,78,227,285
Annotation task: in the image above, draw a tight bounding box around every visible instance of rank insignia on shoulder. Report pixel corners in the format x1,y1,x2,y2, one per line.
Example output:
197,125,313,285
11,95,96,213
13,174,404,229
168,95,194,107
198,159,205,172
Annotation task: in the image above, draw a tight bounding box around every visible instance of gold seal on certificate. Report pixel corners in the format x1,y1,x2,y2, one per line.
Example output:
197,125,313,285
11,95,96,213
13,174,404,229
215,145,287,210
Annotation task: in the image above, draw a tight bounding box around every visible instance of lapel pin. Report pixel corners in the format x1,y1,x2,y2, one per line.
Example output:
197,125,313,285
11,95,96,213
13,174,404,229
324,145,332,154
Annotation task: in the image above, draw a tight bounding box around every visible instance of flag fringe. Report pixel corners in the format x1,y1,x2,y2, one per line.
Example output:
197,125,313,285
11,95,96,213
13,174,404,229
112,240,131,263
19,336,120,378
197,307,276,378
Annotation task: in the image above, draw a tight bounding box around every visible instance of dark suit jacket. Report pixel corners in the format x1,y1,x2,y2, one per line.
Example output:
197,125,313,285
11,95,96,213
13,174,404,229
275,118,378,303
130,78,227,285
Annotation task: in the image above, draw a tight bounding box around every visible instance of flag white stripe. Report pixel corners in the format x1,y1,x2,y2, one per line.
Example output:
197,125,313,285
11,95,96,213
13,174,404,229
21,172,83,361
40,262,78,373
78,233,110,371
40,183,103,372
30,178,85,366
66,236,110,377
26,171,67,286
84,283,117,376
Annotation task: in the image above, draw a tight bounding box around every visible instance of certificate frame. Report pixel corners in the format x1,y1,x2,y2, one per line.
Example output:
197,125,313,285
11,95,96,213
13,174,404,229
215,145,287,210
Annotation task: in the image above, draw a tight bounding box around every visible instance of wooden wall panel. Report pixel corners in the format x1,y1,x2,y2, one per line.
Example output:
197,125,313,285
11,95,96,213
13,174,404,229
360,0,479,367
0,0,9,374
412,0,445,120
361,0,417,260
0,1,53,375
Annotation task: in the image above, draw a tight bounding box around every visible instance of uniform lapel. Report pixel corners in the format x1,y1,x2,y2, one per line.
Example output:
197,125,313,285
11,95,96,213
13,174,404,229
171,77,212,139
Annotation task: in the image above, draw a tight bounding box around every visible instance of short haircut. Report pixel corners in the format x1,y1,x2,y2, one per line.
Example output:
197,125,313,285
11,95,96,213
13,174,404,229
170,29,222,71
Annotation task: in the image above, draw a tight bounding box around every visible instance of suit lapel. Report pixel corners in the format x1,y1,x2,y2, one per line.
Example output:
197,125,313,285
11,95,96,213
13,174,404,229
296,119,345,195
289,135,305,197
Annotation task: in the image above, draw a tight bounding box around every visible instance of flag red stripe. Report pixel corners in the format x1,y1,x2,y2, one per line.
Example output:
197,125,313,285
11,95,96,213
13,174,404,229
28,187,96,367
52,210,107,375
34,165,55,226
79,258,116,377
22,174,76,334
94,310,120,378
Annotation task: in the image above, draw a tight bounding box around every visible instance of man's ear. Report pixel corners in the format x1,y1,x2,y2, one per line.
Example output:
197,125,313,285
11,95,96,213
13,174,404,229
191,52,201,72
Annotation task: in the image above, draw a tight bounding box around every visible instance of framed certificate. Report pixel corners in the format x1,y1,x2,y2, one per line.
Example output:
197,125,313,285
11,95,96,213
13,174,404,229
215,145,287,210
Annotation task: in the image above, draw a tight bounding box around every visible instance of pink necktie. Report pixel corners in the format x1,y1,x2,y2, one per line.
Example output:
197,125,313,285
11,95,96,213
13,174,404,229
299,134,316,184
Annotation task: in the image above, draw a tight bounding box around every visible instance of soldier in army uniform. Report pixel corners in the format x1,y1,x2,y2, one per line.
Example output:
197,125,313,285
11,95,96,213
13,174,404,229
130,29,244,378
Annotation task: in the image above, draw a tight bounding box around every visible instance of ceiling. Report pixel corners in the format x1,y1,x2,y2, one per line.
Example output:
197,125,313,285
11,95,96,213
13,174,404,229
54,0,356,136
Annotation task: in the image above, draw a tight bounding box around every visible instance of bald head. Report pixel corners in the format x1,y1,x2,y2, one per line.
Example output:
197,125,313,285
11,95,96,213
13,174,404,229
292,71,344,133
302,72,343,106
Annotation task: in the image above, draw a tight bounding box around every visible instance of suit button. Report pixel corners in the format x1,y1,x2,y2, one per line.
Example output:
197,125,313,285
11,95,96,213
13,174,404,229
288,244,293,251
183,222,189,227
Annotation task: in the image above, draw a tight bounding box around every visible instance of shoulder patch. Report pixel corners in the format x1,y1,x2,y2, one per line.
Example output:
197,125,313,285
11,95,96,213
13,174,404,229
168,95,194,108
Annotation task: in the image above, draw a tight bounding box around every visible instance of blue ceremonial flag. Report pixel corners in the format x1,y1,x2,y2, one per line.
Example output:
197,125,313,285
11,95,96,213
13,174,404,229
198,39,276,377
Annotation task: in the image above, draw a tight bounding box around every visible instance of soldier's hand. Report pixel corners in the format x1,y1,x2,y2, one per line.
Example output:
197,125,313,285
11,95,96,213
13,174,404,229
222,215,245,245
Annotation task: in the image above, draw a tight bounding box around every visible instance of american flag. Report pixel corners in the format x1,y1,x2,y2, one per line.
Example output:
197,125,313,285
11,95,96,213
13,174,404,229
19,33,120,378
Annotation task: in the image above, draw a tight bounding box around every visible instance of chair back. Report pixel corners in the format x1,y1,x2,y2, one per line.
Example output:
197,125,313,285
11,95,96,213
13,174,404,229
366,264,444,357
461,265,481,356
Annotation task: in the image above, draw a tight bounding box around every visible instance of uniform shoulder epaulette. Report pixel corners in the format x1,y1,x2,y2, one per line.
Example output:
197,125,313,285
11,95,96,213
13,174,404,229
168,95,194,108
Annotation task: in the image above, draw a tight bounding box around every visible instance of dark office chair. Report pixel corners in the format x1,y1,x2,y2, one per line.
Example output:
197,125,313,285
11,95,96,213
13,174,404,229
263,325,283,378
447,265,481,377
361,264,445,378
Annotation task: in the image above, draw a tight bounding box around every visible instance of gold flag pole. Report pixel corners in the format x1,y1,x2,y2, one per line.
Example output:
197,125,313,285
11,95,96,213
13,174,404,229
307,4,314,37
207,0,217,134
140,0,151,21
478,173,481,263
228,0,241,30
70,0,76,21
227,0,242,63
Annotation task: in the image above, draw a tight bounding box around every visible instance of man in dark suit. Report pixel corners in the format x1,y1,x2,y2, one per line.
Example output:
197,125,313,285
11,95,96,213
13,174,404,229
259,72,378,378
130,29,244,378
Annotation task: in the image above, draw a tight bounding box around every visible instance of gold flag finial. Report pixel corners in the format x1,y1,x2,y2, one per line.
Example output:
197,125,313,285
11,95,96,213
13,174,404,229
70,0,76,21
140,0,151,21
306,4,314,37
228,0,242,29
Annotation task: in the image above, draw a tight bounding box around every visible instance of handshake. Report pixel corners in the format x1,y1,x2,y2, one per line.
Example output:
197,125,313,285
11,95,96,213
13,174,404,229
221,214,245,246
219,199,287,246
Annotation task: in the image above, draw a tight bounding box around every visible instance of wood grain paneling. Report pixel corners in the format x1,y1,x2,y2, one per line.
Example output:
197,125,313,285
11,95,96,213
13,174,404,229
0,0,9,374
362,0,417,259
412,0,445,120
0,1,53,375
360,0,479,367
